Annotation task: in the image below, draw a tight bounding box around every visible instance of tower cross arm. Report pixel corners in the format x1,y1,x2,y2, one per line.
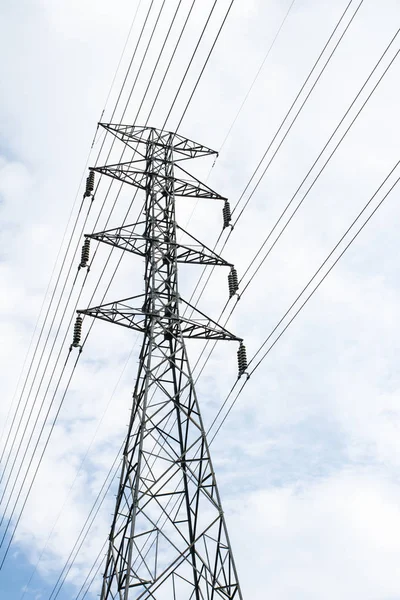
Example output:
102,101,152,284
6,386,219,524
91,162,226,200
87,222,232,266
77,297,241,342
100,123,218,160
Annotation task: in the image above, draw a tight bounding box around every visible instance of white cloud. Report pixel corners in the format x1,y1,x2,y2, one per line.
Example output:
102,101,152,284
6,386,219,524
230,469,400,599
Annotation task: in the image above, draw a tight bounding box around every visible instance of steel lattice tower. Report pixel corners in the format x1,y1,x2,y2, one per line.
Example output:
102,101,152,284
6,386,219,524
76,124,244,600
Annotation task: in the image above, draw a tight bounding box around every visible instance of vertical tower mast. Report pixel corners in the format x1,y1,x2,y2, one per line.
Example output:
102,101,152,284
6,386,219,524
77,124,244,600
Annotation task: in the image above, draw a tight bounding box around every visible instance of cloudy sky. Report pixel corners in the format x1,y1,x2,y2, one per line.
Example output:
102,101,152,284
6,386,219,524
0,0,400,598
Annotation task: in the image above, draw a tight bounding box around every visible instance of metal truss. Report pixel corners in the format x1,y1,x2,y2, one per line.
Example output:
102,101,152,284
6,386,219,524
100,123,218,160
91,159,226,200
78,295,241,341
79,125,243,600
86,223,232,266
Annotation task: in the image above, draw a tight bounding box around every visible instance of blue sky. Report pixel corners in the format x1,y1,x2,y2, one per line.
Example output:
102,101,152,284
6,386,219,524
0,0,400,598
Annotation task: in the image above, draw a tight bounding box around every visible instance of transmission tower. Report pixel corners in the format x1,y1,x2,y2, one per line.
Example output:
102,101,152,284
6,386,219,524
74,123,245,600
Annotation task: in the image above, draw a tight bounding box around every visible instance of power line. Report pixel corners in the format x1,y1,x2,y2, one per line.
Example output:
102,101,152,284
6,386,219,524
131,0,185,122
174,0,235,131
0,349,80,568
0,0,158,489
179,0,297,249
209,164,400,444
0,208,93,509
0,0,176,541
99,0,144,123
0,229,128,561
85,0,198,240
18,336,139,599
161,0,220,129
144,0,197,121
171,26,400,467
183,0,363,312
184,1,382,365
238,34,400,295
112,0,169,123
75,540,107,600
217,0,297,154
47,447,123,600
231,0,362,218
103,0,156,125
0,160,91,452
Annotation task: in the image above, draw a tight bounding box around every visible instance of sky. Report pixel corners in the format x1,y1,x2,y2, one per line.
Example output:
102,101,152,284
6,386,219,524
0,0,400,598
